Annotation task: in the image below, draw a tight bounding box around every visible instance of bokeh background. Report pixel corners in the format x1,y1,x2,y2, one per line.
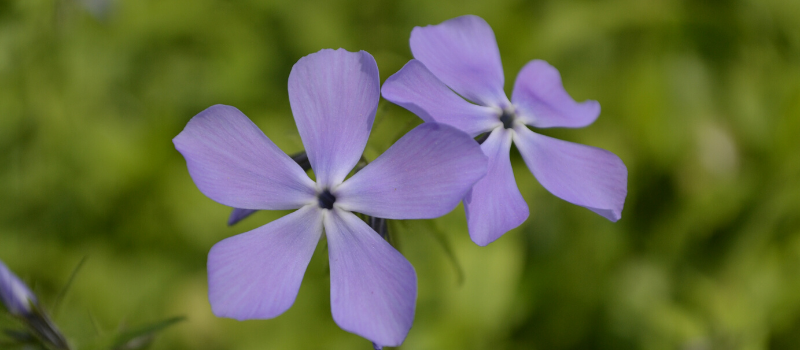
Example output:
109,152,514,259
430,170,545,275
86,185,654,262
2,0,799,349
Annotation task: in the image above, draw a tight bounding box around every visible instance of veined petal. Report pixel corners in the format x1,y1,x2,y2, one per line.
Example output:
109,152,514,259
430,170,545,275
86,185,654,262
288,49,380,188
325,209,416,347
381,59,500,137
173,105,316,210
410,15,508,107
336,123,488,219
511,60,600,128
513,125,627,221
208,205,324,320
464,128,529,246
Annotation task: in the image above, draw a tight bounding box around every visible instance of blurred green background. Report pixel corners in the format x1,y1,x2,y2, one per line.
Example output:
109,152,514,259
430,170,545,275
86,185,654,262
1,0,799,349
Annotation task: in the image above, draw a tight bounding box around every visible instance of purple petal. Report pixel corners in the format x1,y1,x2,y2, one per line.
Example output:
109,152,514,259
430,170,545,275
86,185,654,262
463,128,529,246
208,205,323,320
336,123,488,219
173,105,316,210
513,126,627,221
226,150,314,226
0,260,37,317
381,59,500,137
410,15,508,106
325,209,416,347
511,60,600,128
227,208,257,226
288,49,380,188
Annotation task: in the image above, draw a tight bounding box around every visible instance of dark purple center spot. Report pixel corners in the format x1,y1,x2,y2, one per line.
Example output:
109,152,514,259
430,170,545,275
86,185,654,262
318,189,336,209
500,110,515,129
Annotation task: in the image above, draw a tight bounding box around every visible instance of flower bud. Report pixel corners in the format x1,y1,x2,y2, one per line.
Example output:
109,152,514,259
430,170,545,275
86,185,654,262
0,260,38,317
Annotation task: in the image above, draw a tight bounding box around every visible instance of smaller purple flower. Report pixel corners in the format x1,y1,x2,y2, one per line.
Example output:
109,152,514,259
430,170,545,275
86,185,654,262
174,49,487,347
382,15,628,246
0,259,37,317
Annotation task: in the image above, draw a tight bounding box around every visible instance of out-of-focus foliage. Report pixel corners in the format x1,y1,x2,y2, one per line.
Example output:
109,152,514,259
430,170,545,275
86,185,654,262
1,0,799,349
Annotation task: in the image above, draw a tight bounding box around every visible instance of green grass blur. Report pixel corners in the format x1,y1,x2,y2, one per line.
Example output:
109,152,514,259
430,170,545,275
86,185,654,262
1,0,799,349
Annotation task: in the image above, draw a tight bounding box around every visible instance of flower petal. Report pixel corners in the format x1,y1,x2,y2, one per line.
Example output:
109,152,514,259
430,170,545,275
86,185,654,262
513,126,627,221
173,105,316,210
207,205,323,320
410,15,508,106
511,60,600,128
464,128,529,246
336,123,488,219
288,49,380,188
227,208,257,226
226,150,314,226
325,209,416,347
381,59,500,137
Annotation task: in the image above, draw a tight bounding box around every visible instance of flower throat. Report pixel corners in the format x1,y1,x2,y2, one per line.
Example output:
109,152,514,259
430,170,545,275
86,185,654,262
318,189,336,209
500,110,515,129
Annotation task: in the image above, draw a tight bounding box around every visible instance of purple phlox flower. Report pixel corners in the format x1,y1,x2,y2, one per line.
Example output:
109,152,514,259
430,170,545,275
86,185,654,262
0,259,38,317
173,49,488,347
382,15,628,246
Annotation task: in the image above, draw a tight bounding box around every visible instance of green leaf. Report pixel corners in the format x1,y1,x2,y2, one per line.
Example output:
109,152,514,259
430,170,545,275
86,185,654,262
53,257,88,316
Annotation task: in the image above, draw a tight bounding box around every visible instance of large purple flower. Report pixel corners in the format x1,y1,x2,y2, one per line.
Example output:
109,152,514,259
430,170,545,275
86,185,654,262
173,49,487,347
382,15,628,246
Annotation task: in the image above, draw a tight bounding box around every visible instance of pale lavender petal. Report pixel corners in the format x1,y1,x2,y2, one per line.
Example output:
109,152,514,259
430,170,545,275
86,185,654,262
208,205,323,320
288,49,380,188
173,105,316,210
410,15,508,106
0,260,37,317
511,60,600,128
325,209,416,347
463,128,529,246
513,125,627,221
336,123,488,219
381,59,500,137
227,208,257,226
